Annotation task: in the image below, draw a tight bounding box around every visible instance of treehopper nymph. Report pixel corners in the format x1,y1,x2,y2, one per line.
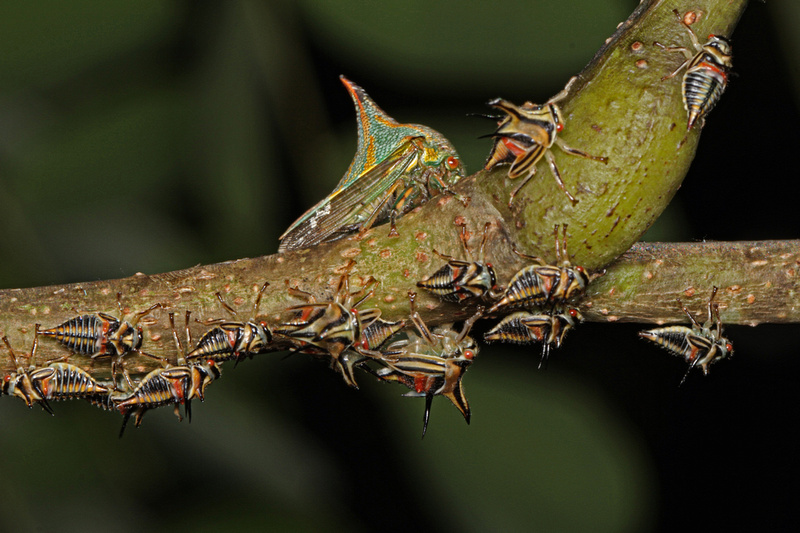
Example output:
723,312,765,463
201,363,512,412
482,76,607,206
654,9,733,131
279,76,467,252
488,224,603,314
417,221,501,303
639,286,733,385
370,291,483,437
2,327,110,414
484,308,583,369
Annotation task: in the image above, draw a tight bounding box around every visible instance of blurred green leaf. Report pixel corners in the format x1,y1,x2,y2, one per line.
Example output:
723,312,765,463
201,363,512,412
0,1,177,91
297,0,632,93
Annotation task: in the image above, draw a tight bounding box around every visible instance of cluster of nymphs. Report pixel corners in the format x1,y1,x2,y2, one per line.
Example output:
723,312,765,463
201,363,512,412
0,285,279,436
1,222,735,437
279,221,603,437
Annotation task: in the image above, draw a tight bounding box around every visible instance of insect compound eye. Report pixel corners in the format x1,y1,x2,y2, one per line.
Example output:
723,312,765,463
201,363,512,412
556,123,564,132
569,308,579,318
464,349,475,360
446,156,460,170
351,308,359,316
207,360,216,367
726,343,733,352
575,266,585,274
3,375,10,383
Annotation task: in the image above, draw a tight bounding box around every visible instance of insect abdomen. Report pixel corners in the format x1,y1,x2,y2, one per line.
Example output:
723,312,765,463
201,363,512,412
489,267,548,312
40,314,115,356
116,369,188,411
187,326,237,361
484,312,549,345
684,61,728,130
36,363,110,400
359,318,404,351
639,326,697,359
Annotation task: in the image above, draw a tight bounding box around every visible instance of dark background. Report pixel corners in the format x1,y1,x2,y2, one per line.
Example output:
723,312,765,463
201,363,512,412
0,2,797,531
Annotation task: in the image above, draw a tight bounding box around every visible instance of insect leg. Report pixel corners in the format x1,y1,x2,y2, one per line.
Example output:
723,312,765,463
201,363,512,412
671,8,701,49
215,292,238,317
132,302,163,326
547,76,578,105
350,277,379,310
511,244,545,264
455,221,474,261
508,173,535,207
29,325,54,415
706,286,719,326
168,312,184,362
387,185,419,238
253,281,270,316
287,285,316,305
408,291,435,345
544,151,578,205
456,307,485,345
355,179,407,239
678,299,703,329
554,137,608,165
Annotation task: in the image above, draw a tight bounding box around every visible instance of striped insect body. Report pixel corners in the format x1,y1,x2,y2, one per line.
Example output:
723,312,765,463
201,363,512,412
39,312,117,356
170,311,222,405
28,362,111,403
654,9,733,130
336,317,408,385
2,332,50,413
40,295,162,387
115,366,193,437
484,308,583,369
371,291,482,437
2,326,111,414
275,261,382,388
417,222,501,303
358,318,406,353
279,76,467,252
489,224,601,315
115,312,221,437
187,282,273,365
482,76,608,206
639,286,733,385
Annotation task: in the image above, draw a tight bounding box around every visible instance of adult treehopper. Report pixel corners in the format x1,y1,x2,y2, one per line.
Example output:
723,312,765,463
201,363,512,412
279,76,466,252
